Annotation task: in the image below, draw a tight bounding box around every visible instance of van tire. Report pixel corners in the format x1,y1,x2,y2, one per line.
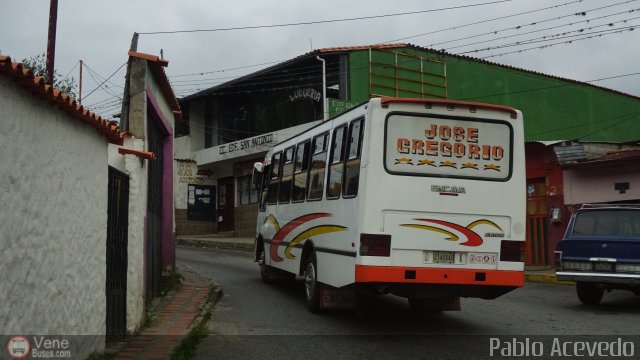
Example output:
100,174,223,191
576,282,604,305
304,251,322,313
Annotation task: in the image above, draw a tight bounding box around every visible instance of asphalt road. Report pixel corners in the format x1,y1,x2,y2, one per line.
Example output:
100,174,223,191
177,246,640,360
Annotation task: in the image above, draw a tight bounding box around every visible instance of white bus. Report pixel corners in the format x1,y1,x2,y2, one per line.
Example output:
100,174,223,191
253,97,526,313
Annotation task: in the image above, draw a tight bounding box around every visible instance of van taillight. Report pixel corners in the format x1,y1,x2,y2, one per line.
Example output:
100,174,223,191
360,234,391,257
500,240,524,262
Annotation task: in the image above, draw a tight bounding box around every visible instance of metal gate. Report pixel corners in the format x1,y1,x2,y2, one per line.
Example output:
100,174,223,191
526,179,550,266
146,115,164,300
106,167,129,339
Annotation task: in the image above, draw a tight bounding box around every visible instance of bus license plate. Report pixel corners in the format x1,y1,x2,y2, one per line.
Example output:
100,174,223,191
433,251,455,264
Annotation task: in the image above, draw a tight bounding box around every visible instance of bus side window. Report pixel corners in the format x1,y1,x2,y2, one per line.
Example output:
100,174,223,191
266,152,281,205
327,125,347,200
292,140,311,203
308,133,328,201
278,146,295,204
343,118,364,198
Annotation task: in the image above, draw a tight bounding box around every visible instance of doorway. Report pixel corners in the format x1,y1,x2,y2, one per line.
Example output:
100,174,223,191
218,177,235,232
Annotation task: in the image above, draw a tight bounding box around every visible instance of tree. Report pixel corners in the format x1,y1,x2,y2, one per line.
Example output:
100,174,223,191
21,53,77,99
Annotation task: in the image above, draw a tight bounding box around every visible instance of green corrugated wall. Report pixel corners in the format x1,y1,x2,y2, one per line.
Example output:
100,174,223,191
347,47,640,142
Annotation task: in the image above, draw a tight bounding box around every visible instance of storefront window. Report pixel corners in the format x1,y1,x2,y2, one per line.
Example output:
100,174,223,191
238,175,259,205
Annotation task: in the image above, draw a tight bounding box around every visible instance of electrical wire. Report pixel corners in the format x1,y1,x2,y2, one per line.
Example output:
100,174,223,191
139,0,515,35
481,25,637,58
446,8,640,51
165,1,635,88
82,62,127,101
381,0,585,45
425,0,638,48
84,63,122,100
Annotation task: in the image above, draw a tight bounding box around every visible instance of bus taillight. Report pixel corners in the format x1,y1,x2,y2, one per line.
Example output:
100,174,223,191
359,234,391,257
500,240,525,262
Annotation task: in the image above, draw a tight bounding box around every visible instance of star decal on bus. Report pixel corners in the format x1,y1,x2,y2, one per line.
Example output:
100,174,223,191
439,161,457,168
484,164,501,171
264,213,348,262
400,219,503,247
417,159,437,167
395,157,413,165
461,162,479,170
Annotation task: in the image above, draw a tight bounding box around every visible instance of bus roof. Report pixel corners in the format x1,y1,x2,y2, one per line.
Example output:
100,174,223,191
379,97,518,118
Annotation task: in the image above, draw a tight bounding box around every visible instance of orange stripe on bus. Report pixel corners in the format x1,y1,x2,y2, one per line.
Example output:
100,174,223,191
354,265,524,287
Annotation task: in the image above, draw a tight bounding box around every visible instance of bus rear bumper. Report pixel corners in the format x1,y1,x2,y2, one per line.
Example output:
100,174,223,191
355,265,524,287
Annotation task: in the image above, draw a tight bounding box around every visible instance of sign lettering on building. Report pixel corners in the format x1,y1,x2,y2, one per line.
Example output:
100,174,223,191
289,88,321,103
219,133,274,155
177,162,205,184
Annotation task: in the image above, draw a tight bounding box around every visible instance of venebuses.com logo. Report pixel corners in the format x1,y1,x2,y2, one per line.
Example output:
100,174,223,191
6,336,30,359
5,335,72,359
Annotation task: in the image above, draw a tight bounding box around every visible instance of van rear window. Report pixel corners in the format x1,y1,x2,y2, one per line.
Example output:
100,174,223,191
571,210,640,238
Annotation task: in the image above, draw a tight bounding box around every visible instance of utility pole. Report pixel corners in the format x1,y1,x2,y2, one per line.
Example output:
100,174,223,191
46,0,59,86
79,60,83,104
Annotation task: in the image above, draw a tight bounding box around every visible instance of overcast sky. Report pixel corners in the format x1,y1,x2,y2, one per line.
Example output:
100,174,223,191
1,0,638,119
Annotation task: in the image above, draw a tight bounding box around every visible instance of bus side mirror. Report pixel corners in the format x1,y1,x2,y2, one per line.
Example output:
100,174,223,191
251,162,264,190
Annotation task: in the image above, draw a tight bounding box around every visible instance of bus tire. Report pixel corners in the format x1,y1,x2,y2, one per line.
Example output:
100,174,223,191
258,245,276,284
304,251,322,313
576,282,604,305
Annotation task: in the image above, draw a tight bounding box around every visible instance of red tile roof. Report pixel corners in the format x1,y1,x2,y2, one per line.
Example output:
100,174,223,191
0,55,123,145
128,51,182,122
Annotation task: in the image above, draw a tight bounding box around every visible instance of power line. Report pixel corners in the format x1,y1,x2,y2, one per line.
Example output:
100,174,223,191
139,0,514,35
82,62,127,101
527,110,640,137
461,72,640,101
426,0,638,48
463,22,639,54
380,0,585,44
83,63,122,100
481,25,637,58
164,0,628,85
446,7,640,51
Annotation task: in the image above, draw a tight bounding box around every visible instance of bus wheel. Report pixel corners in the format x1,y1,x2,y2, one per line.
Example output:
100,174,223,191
258,246,276,284
576,283,604,305
304,251,322,313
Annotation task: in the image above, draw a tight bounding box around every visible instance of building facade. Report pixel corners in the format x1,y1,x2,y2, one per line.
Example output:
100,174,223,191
175,44,640,265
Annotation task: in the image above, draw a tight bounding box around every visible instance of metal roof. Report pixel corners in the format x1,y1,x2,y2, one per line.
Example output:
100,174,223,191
180,43,640,103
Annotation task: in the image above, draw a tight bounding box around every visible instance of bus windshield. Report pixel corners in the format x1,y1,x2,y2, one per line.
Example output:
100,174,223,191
385,113,513,181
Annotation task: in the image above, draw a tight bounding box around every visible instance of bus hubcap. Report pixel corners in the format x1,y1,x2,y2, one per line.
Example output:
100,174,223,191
305,263,316,299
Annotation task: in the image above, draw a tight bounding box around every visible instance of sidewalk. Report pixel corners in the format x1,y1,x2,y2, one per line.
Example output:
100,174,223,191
176,234,254,252
108,264,219,360
176,234,571,285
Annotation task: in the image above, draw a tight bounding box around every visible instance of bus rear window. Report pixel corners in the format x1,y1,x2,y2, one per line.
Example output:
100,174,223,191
385,114,513,181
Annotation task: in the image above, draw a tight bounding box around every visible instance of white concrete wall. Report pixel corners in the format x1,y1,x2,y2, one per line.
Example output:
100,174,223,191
107,137,147,333
0,77,108,351
122,138,147,332
564,164,640,204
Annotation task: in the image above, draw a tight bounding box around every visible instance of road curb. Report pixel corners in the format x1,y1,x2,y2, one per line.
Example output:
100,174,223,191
177,238,254,252
525,273,574,285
